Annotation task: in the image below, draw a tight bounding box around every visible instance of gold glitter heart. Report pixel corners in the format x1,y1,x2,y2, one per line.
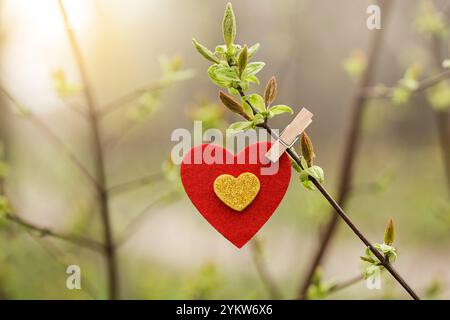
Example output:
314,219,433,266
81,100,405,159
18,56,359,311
213,172,260,212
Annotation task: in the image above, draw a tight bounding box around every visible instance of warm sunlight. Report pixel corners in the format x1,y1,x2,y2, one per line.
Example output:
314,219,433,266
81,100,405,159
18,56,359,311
0,0,93,113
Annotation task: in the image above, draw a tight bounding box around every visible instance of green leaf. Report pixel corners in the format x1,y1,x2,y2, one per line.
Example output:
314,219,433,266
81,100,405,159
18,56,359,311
214,65,240,81
227,121,253,134
268,105,293,118
208,64,235,88
306,165,325,184
237,45,248,75
246,75,260,84
252,113,265,126
242,62,265,79
243,94,265,112
222,3,236,47
299,171,315,191
248,43,260,58
192,38,220,64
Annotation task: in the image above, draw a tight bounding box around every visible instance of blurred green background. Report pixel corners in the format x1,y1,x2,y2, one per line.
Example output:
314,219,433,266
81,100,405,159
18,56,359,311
0,0,449,299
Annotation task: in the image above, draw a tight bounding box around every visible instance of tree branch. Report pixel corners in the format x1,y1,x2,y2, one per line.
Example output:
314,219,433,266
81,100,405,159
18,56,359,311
0,87,101,190
250,237,282,299
57,0,118,300
5,212,104,252
98,82,164,118
299,0,393,298
115,188,178,248
107,172,164,195
363,69,450,98
237,85,419,299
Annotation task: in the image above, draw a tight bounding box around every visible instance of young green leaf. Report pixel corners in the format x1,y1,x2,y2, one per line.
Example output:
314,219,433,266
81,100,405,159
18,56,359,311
237,45,248,76
222,3,236,48
192,38,220,64
227,121,253,134
307,165,325,184
268,105,293,118
248,43,260,58
244,94,265,112
242,62,265,79
384,217,395,245
252,113,265,126
299,171,315,191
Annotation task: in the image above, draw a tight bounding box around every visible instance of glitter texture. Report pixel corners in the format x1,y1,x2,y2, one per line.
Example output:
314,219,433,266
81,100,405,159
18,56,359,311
213,172,260,212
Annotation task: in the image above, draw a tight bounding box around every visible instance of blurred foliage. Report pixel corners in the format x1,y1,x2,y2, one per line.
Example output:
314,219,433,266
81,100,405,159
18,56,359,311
414,0,449,38
342,50,367,79
186,96,227,131
391,65,422,105
426,80,450,111
126,55,195,122
184,263,222,299
51,69,81,99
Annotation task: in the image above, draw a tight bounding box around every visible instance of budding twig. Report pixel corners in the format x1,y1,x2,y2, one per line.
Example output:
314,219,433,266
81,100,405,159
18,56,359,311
238,88,419,300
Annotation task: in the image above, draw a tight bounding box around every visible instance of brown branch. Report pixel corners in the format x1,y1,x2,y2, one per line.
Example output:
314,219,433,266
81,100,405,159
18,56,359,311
107,172,164,195
57,0,118,300
299,0,393,298
0,87,101,190
430,36,450,194
250,237,282,299
5,213,104,252
237,83,419,300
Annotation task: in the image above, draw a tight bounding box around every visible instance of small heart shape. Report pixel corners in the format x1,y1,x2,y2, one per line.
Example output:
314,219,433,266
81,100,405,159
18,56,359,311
213,173,260,212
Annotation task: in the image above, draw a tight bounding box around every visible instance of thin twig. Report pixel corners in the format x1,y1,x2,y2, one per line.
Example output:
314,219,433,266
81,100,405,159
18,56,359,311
5,213,104,252
57,0,118,299
250,237,282,299
107,172,164,195
29,235,98,299
98,82,163,118
328,275,363,296
0,87,100,190
299,0,393,298
364,69,450,98
115,188,178,248
237,85,419,300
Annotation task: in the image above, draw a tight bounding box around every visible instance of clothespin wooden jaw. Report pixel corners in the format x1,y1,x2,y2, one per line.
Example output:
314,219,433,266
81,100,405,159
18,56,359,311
265,108,313,162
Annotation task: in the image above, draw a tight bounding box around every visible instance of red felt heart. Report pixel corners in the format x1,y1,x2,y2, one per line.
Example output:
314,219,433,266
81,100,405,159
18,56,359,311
180,142,291,248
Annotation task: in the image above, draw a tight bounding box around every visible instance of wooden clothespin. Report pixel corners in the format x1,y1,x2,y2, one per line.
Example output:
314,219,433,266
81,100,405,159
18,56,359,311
265,108,313,162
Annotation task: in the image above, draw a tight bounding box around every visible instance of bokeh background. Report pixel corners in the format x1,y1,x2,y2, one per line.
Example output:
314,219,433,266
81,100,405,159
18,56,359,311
0,0,449,299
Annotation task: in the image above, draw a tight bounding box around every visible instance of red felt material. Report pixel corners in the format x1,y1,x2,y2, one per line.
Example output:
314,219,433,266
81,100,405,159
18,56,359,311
180,142,291,248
